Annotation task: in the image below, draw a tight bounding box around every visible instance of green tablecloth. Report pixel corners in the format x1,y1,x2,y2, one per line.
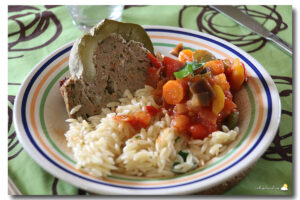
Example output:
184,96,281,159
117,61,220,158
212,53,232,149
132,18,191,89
8,5,292,195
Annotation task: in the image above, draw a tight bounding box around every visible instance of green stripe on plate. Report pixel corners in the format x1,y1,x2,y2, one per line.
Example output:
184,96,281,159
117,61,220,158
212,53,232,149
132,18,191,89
40,66,75,164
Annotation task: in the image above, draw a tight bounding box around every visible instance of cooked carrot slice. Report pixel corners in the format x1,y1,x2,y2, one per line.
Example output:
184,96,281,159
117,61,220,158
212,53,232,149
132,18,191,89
162,80,185,105
204,59,225,75
178,49,193,63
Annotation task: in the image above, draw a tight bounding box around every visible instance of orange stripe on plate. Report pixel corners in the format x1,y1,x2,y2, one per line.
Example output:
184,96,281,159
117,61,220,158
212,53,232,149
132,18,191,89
149,35,233,61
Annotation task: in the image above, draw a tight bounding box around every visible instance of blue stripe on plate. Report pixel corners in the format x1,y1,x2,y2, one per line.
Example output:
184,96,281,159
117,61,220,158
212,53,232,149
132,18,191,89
20,28,272,190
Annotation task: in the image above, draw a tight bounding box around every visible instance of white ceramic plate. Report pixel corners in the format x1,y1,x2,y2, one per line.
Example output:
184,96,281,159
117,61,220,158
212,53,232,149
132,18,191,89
14,26,281,195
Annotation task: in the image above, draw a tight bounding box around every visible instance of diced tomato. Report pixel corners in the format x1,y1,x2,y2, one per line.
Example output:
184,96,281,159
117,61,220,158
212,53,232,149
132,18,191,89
188,124,210,140
147,52,162,68
218,99,237,121
197,107,218,125
225,65,233,83
172,114,190,132
207,123,218,133
145,106,161,116
113,111,151,130
174,103,188,114
213,73,230,92
145,66,160,88
134,111,151,127
206,77,215,87
162,56,184,78
225,99,237,113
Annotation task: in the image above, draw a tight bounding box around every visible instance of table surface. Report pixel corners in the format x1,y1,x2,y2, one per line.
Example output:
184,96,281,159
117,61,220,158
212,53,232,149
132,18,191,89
8,5,292,195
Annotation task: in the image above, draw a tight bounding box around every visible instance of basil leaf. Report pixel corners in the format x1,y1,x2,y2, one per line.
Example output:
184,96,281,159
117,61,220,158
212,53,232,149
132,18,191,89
192,61,204,71
178,150,189,162
174,68,189,78
175,136,180,143
174,61,205,79
172,161,180,167
187,63,194,76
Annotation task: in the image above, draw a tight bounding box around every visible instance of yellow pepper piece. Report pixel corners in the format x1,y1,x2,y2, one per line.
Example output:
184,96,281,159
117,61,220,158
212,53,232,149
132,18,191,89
212,84,225,115
231,58,245,91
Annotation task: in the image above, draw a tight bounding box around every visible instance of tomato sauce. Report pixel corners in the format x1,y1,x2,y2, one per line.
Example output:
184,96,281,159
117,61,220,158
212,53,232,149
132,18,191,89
144,50,246,140
114,48,246,140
